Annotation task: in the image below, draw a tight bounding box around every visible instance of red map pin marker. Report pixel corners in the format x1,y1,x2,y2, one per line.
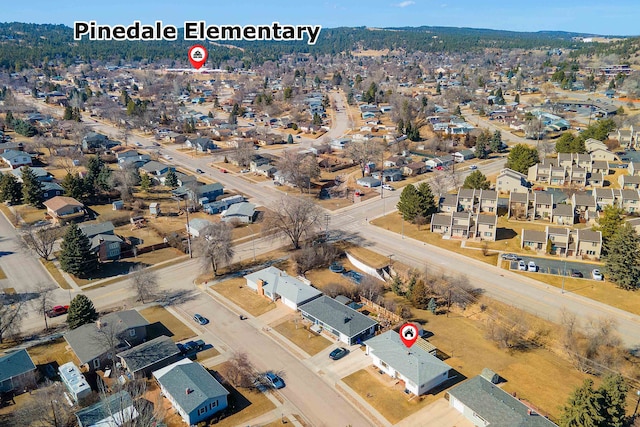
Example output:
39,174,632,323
399,323,419,348
188,45,208,69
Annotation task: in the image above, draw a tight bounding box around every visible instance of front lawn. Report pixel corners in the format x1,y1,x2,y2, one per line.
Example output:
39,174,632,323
211,277,276,317
139,305,196,342
272,318,332,356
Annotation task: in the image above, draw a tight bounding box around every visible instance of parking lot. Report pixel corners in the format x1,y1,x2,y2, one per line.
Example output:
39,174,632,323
508,255,602,280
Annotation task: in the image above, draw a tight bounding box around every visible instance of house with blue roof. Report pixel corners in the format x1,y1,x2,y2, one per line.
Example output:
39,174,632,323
245,266,322,310
365,330,451,395
0,349,37,393
153,358,229,425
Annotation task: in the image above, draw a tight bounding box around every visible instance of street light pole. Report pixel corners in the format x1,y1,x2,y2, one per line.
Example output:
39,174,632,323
562,260,567,294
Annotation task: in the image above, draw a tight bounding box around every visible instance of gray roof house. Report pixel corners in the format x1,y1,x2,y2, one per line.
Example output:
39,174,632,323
221,202,256,224
78,221,122,261
117,335,182,378
140,161,174,176
173,182,224,205
75,390,139,427
448,375,557,427
187,218,213,238
153,358,229,426
356,177,381,188
41,181,65,201
365,330,451,395
244,266,322,310
64,310,149,371
0,349,37,393
298,295,378,345
11,166,51,182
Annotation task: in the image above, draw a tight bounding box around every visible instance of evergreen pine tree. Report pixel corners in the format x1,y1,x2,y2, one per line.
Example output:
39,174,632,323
560,379,605,427
63,105,73,120
603,223,640,290
287,134,294,144
20,165,44,207
0,173,22,205
598,374,628,427
490,130,503,153
59,223,98,278
410,279,429,309
463,170,491,190
61,173,85,201
66,294,98,329
164,169,178,188
140,173,151,192
475,131,489,159
416,182,437,218
397,184,422,222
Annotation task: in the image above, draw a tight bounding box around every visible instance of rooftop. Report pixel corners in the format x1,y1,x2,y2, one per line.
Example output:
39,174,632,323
244,266,322,305
117,335,180,373
298,295,378,339
0,349,35,384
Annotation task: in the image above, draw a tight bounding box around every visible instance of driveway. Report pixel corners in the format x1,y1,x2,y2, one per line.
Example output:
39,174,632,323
395,398,473,427
508,256,601,280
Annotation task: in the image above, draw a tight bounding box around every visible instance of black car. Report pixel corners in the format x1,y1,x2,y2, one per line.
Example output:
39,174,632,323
570,269,583,278
196,168,204,174
329,347,349,360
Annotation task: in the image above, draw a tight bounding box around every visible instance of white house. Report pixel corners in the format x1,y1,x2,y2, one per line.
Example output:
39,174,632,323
153,359,229,426
365,330,451,395
244,266,322,310
187,218,213,238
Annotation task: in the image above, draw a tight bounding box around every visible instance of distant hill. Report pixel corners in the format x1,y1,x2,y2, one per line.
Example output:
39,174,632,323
0,22,632,71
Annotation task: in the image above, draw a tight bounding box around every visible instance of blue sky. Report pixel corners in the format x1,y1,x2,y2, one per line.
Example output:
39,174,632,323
4,0,639,36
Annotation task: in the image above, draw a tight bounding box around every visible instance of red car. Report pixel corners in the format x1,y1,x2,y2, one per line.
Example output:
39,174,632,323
46,305,69,318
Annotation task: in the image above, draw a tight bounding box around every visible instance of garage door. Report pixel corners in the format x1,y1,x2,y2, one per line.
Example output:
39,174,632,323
451,396,465,413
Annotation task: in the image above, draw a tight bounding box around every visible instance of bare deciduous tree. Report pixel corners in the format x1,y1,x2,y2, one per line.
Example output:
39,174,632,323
276,150,321,193
22,225,61,261
110,163,139,202
292,242,338,276
357,276,385,302
11,381,71,427
0,295,26,343
128,265,157,304
33,283,57,331
230,140,254,167
220,352,254,388
263,196,322,249
345,139,383,178
196,223,234,276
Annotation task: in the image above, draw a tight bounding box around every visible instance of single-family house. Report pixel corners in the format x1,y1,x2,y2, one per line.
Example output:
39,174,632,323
59,362,91,403
244,266,322,310
173,183,224,205
187,218,213,238
153,358,229,425
473,214,498,241
64,310,149,371
78,221,122,261
575,229,603,260
75,390,139,427
186,137,217,153
356,177,381,188
11,166,51,182
255,164,277,178
448,375,558,427
0,349,37,393
551,203,575,225
496,168,529,194
365,330,451,396
439,193,459,213
41,181,65,200
401,161,428,176
140,161,173,177
453,149,475,163
330,138,351,151
372,169,403,182
384,156,409,168
221,202,256,224
620,189,640,213
43,196,85,224
533,191,553,220
0,150,32,169
117,335,182,378
521,229,547,252
619,174,640,190
430,213,452,235
82,132,119,151
508,192,530,220
298,296,378,345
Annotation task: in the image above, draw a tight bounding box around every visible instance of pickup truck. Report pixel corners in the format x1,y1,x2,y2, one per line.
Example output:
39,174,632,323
46,305,69,318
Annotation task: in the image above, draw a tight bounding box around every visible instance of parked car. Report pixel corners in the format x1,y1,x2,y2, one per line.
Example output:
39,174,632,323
182,340,206,353
240,169,250,173
501,253,519,261
527,261,537,272
329,347,349,360
469,165,478,170
196,168,204,174
518,260,526,271
193,314,209,325
570,269,583,278
46,305,69,318
591,269,603,281
382,184,394,191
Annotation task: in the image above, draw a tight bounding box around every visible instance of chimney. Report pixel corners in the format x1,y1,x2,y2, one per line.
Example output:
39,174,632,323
256,279,265,296
186,388,192,395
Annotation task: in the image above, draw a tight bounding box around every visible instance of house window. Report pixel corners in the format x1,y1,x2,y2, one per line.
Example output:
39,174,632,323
488,225,494,229
587,250,596,255
128,329,136,337
380,360,388,369
44,192,49,198
198,406,208,415
93,358,100,369
484,232,492,237
209,401,218,409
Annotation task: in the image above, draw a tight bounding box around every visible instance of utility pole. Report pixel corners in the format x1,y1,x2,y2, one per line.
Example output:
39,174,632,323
173,195,192,258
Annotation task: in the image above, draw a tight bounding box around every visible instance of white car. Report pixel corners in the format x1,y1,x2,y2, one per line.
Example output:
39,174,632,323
469,165,478,170
382,184,395,191
591,269,603,281
527,261,537,272
518,260,526,271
